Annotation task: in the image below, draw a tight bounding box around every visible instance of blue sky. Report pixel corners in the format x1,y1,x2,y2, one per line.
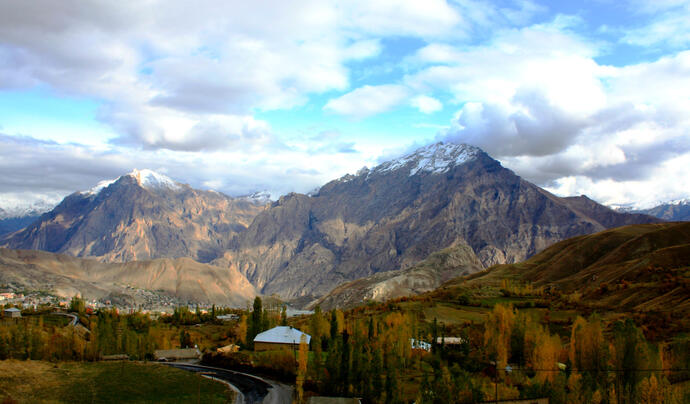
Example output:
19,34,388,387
1,0,689,211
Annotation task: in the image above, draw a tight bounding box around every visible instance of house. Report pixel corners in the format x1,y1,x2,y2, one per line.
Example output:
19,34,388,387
410,338,431,352
154,348,201,362
3,307,21,318
217,314,239,321
436,337,466,346
253,326,311,351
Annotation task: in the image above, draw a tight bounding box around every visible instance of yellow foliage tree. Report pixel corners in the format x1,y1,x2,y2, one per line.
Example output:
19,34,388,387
484,304,515,367
525,323,561,382
236,314,247,345
638,375,663,404
569,315,606,372
296,334,309,404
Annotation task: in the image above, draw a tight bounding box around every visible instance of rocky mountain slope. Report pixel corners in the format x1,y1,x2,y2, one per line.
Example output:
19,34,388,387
0,144,660,304
0,215,39,237
0,202,54,237
1,169,267,263
221,142,659,300
0,248,256,306
310,240,483,310
635,199,690,221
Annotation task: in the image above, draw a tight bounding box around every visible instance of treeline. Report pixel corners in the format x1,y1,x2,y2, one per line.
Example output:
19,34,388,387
0,316,86,361
420,304,690,404
277,303,690,403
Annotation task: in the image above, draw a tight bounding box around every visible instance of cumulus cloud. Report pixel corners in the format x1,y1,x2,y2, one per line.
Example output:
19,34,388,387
395,20,690,207
411,95,443,114
324,85,409,119
0,132,375,206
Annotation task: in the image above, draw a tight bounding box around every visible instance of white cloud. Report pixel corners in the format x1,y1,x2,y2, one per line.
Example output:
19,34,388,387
324,85,409,119
0,132,379,207
396,19,690,206
411,95,443,114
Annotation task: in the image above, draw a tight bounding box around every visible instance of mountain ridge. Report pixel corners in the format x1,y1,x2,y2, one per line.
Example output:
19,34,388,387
222,142,660,300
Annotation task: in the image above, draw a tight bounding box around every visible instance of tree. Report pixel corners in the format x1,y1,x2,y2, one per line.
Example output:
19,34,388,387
69,295,85,315
247,296,264,349
484,304,515,368
612,319,650,403
296,334,309,403
524,322,561,382
180,329,192,348
280,305,287,326
569,315,608,394
340,329,351,395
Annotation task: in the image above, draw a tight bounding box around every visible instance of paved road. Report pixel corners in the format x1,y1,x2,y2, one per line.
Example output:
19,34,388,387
54,311,78,326
165,363,293,404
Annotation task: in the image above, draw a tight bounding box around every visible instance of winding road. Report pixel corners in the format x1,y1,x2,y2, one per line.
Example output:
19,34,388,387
164,363,293,404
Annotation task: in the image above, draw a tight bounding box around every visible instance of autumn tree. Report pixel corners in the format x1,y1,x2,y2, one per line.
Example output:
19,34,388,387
484,304,516,368
569,315,608,395
524,322,561,382
296,334,308,403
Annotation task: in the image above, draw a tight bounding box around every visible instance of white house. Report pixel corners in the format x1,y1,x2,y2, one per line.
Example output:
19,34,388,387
254,326,311,351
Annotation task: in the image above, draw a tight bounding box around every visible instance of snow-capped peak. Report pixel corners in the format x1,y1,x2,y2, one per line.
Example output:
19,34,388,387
81,169,181,196
374,142,480,176
241,190,275,204
84,178,118,195
127,169,180,190
0,198,56,219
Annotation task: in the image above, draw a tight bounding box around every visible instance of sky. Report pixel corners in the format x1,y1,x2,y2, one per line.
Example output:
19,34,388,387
1,0,689,211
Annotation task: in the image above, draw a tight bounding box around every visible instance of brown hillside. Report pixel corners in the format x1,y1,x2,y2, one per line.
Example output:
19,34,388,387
452,222,690,313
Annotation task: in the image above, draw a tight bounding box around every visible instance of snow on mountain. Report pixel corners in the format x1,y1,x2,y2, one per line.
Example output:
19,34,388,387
0,198,56,219
81,169,181,197
128,169,181,190
374,142,480,176
84,178,118,196
612,197,690,212
241,190,276,203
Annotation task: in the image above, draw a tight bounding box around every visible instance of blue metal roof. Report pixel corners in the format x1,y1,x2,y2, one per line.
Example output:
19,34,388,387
254,326,311,344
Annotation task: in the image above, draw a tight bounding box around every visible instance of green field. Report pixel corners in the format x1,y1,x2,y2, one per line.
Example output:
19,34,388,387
0,360,233,403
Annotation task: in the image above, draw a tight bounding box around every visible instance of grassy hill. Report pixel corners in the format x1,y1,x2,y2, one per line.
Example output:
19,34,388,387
0,361,232,403
418,222,690,338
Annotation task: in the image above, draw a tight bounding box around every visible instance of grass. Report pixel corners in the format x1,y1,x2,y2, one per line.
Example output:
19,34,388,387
423,303,488,325
0,360,233,403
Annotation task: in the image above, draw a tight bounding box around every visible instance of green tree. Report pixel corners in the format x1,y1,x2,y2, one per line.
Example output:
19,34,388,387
69,295,85,315
247,296,264,349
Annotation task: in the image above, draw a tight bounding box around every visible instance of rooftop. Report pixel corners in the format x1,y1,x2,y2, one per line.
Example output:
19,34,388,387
254,326,311,344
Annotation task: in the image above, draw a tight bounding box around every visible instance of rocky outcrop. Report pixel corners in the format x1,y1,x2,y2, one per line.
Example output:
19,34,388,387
309,240,483,310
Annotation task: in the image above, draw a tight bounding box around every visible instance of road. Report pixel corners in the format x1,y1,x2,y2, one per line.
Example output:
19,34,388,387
165,363,293,404
54,311,78,326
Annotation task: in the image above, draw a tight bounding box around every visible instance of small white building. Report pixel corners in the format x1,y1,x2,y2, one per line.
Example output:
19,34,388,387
410,338,431,352
3,307,21,318
254,326,311,351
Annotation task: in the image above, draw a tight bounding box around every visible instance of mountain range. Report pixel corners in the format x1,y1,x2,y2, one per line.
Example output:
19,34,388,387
634,199,690,222
0,143,661,305
1,169,267,263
